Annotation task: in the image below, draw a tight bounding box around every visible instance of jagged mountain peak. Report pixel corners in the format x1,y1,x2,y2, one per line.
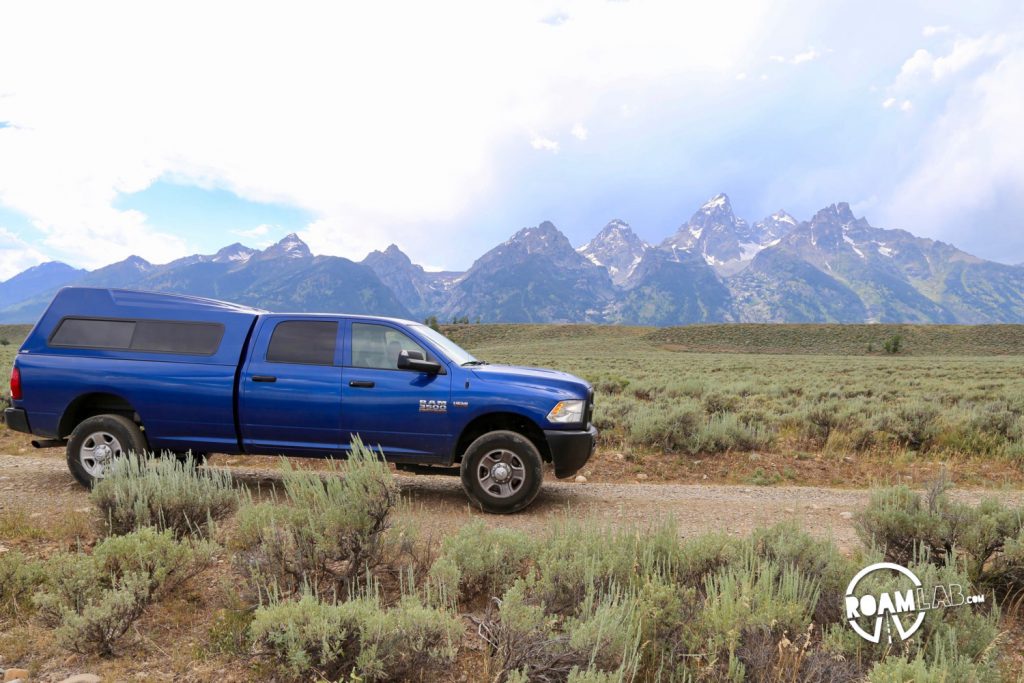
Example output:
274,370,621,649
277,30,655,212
689,193,742,228
812,202,856,226
259,232,311,260
212,243,256,264
506,221,575,255
699,192,731,213
121,255,153,270
365,243,415,267
578,219,648,286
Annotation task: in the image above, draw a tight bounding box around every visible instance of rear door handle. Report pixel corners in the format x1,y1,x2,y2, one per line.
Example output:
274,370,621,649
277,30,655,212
252,375,277,383
349,380,375,388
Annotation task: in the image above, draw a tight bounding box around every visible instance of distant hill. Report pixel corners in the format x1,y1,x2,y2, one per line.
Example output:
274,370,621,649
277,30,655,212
3,193,1024,325
440,322,1024,356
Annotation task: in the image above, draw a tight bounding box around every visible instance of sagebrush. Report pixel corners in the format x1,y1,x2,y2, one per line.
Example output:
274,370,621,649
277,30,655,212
91,452,239,537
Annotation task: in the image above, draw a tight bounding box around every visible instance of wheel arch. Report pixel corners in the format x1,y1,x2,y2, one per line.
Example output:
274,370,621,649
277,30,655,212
453,411,550,464
59,392,141,439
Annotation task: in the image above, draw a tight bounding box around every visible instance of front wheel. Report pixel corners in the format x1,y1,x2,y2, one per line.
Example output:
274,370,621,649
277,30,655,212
460,430,543,514
66,414,148,487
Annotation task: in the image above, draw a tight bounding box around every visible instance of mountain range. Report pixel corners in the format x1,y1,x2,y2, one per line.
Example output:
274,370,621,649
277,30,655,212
3,193,1023,325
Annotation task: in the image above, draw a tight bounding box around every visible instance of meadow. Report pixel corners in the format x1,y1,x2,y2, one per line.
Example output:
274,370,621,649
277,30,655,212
5,321,1024,466
447,324,1024,465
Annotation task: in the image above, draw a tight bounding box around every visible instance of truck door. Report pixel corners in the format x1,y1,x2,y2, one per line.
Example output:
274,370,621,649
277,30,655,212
239,317,343,455
340,321,452,460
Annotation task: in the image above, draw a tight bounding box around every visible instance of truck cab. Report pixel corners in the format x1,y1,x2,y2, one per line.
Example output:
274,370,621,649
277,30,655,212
5,288,596,513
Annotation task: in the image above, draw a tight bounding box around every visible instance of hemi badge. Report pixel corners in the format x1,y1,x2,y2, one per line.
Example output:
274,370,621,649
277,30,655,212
453,400,469,408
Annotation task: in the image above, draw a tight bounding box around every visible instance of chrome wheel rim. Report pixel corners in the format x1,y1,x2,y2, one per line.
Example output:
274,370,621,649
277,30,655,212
80,431,124,478
477,449,526,499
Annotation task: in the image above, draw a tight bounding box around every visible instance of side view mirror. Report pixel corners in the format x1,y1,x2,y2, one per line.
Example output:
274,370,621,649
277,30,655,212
397,349,442,374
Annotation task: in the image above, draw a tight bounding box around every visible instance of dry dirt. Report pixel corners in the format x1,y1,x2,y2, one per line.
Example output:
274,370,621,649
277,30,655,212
4,445,1024,555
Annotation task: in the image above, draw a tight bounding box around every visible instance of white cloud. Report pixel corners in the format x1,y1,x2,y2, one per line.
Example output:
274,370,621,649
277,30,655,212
922,25,950,37
791,47,822,64
530,135,560,152
0,227,47,281
233,224,272,240
882,97,913,112
0,1,778,267
570,123,589,141
770,47,823,65
882,31,1024,245
895,35,1009,87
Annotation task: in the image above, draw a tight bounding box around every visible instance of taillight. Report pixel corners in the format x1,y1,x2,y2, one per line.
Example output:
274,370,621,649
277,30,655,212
10,366,21,401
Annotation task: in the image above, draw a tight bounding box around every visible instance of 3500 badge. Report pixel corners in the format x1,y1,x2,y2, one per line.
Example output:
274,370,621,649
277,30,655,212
419,399,448,413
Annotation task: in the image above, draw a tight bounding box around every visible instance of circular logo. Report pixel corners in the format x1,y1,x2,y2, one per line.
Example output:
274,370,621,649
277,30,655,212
845,562,926,643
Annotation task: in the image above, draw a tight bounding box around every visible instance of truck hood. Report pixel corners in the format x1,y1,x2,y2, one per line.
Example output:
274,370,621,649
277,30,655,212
470,364,590,397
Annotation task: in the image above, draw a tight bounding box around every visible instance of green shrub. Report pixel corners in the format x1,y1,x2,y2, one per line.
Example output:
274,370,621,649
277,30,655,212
233,437,398,600
856,483,1024,597
476,582,638,683
855,485,943,566
691,413,771,454
883,334,903,354
428,520,537,603
876,402,940,449
250,591,459,682
33,528,216,654
0,550,47,618
626,403,701,451
91,452,239,537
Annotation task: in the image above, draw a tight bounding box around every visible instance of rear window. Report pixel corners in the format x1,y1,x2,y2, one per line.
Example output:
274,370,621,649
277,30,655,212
49,318,224,355
266,320,338,365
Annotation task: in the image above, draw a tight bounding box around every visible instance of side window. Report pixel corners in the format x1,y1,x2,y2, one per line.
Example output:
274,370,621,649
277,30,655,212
49,318,224,355
51,318,135,349
351,323,426,370
131,321,223,355
266,320,338,365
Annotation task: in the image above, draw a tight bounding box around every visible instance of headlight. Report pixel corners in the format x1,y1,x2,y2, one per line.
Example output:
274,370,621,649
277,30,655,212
547,399,584,424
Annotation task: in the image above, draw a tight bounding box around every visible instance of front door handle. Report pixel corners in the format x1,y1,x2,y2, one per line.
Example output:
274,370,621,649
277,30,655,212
252,375,277,383
349,380,375,388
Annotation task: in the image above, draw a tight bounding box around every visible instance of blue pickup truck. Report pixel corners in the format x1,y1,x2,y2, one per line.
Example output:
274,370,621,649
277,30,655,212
4,288,596,513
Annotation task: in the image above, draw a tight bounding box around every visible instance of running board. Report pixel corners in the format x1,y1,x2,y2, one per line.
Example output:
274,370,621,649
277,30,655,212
394,463,460,476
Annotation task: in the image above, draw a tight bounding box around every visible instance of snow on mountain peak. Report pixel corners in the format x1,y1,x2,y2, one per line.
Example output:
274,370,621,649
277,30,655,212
701,193,730,213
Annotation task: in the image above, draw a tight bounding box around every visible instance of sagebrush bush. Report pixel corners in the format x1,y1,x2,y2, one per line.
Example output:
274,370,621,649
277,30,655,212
476,582,638,683
250,590,460,682
626,403,702,452
428,520,537,603
0,550,47,618
233,437,398,600
856,483,1024,598
440,511,1008,682
33,527,216,654
91,452,239,537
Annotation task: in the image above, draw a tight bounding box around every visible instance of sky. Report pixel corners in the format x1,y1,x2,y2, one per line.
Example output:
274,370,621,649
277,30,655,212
1,0,1023,280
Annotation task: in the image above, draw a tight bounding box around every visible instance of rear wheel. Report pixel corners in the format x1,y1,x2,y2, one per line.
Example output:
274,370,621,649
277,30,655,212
66,414,148,487
460,430,543,514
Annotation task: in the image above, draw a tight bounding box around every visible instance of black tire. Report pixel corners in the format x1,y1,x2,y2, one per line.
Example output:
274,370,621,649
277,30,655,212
66,414,148,487
460,430,543,514
174,451,208,467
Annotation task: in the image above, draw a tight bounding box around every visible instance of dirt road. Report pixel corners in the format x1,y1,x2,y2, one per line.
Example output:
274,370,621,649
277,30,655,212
5,450,1024,553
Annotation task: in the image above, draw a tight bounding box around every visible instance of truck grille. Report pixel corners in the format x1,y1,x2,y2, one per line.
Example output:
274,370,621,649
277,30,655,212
584,387,594,426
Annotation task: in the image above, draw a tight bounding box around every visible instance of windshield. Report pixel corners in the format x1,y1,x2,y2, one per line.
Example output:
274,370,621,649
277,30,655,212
410,324,478,366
